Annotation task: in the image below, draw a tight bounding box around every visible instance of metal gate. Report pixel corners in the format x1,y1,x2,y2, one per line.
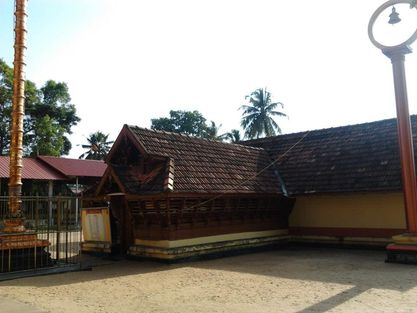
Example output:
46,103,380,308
0,196,82,280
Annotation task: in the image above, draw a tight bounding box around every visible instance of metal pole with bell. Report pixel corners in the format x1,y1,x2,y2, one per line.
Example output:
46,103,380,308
369,0,417,263
384,46,417,233
4,0,28,233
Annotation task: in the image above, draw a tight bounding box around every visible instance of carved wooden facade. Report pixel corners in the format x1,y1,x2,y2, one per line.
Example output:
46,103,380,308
86,125,294,259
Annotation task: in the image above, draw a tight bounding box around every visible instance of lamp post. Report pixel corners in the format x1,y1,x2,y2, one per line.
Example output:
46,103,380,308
368,0,417,263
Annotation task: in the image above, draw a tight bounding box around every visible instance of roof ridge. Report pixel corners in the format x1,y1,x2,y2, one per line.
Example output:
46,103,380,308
244,115,414,144
38,155,105,163
126,125,266,152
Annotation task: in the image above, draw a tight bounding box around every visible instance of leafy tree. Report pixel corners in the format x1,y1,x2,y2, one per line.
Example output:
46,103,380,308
27,80,80,155
222,129,241,143
0,59,80,156
151,110,222,140
28,115,65,156
79,131,114,160
0,59,38,155
0,60,12,155
204,121,224,141
240,88,287,139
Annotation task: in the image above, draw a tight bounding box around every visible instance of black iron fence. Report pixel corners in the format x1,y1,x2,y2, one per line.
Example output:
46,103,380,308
0,196,82,279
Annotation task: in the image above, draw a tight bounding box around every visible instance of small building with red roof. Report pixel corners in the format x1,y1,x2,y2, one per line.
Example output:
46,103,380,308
0,156,106,196
37,156,107,186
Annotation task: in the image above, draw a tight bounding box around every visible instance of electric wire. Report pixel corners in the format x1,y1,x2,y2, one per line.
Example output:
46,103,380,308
183,130,311,211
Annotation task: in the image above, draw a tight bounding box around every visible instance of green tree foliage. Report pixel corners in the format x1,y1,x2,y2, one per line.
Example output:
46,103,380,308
0,59,38,155
0,60,12,155
79,131,114,160
222,129,241,143
28,115,65,156
204,121,224,141
0,59,80,156
151,110,223,140
240,88,287,139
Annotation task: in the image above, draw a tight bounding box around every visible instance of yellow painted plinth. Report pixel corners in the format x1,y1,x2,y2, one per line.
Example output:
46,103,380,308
392,233,417,245
129,229,290,260
81,242,111,254
135,229,288,249
292,235,390,246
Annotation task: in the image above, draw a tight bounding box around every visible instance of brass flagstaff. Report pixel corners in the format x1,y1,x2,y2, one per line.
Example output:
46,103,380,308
4,0,28,233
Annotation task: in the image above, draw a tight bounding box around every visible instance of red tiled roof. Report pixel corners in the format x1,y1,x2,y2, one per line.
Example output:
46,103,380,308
125,126,283,194
0,157,67,180
38,156,107,178
244,116,417,195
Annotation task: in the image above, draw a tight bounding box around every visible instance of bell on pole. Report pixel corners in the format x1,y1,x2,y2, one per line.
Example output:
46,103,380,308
388,6,401,25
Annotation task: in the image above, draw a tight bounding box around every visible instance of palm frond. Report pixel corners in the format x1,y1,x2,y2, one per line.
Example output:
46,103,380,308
240,87,286,139
269,110,287,117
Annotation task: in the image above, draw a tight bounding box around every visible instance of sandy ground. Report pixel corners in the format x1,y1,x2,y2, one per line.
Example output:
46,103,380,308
0,247,416,313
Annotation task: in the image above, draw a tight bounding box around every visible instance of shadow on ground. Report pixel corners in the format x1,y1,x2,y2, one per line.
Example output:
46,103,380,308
1,245,416,313
191,246,417,313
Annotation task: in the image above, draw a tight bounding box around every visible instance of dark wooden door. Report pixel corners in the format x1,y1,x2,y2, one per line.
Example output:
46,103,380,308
109,195,133,255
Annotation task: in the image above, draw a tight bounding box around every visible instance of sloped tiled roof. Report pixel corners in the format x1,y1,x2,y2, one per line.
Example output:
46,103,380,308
38,155,107,178
0,157,67,180
125,126,283,194
245,116,417,195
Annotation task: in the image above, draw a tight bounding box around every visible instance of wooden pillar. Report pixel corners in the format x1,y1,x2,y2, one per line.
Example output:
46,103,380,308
75,176,79,226
48,180,53,227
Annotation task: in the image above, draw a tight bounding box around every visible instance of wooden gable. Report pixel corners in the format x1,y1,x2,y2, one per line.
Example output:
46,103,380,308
96,125,173,196
95,167,126,196
107,125,147,166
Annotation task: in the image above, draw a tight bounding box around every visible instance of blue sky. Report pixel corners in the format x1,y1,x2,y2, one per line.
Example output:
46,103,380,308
1,1,417,158
0,1,101,67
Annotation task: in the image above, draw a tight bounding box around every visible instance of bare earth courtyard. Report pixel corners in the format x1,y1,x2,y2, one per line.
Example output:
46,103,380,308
0,247,416,313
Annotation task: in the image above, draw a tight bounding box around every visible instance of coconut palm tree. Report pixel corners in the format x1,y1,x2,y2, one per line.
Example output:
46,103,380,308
222,129,241,143
79,131,114,160
204,121,224,141
240,88,287,139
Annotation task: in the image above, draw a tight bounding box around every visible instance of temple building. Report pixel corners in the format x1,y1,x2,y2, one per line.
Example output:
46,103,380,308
84,116,417,259
245,116,414,246
85,125,295,259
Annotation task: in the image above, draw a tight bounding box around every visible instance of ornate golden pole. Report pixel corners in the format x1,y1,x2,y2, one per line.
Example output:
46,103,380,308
4,0,28,233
